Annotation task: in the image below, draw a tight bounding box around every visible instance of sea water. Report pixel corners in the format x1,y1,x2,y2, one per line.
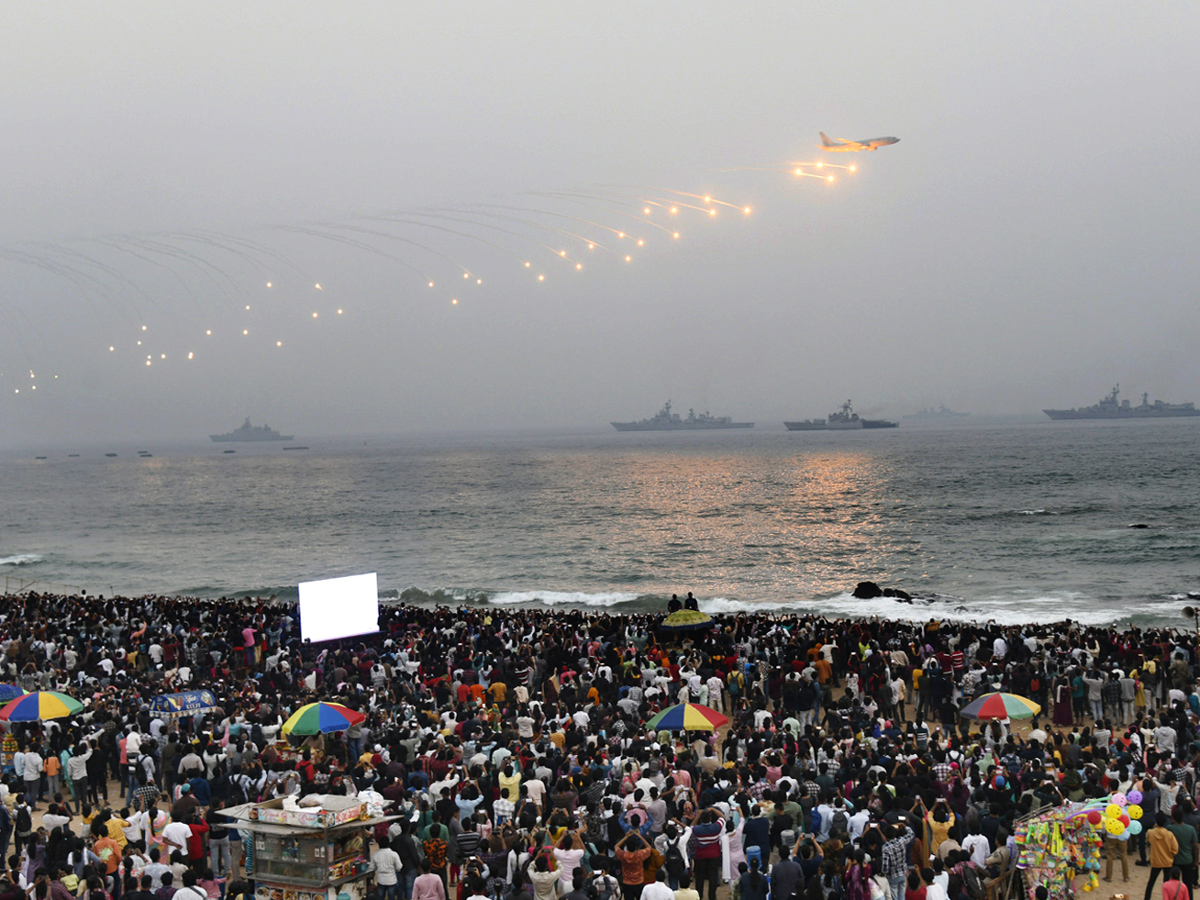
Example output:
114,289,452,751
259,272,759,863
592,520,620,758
2,418,1198,628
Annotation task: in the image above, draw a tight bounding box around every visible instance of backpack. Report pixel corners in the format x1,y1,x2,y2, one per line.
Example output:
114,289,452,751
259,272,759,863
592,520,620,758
1029,676,1041,693
823,876,845,900
664,842,686,877
15,806,31,836
962,866,985,900
518,801,538,830
728,672,743,697
830,809,849,836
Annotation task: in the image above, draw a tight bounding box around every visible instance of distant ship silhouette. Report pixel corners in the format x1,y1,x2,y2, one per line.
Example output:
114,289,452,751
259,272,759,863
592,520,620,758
209,418,294,442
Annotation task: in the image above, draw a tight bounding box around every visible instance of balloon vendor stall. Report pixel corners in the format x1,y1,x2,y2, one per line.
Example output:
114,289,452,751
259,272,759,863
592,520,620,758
1014,792,1144,899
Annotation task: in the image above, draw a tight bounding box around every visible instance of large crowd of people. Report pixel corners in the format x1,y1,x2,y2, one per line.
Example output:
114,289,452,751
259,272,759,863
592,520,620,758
3,593,1200,900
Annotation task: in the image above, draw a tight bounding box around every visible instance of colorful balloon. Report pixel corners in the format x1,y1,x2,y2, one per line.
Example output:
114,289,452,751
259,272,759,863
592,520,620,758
1105,804,1121,818
1127,790,1143,804
1127,820,1143,835
1111,792,1127,806
1128,804,1143,820
1087,810,1103,825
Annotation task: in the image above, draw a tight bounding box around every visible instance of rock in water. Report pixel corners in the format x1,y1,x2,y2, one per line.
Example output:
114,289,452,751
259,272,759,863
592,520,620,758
853,581,883,599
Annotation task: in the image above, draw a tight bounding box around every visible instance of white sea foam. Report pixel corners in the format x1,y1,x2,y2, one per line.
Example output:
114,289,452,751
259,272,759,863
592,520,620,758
0,554,43,566
699,590,1146,627
487,590,641,607
700,597,803,614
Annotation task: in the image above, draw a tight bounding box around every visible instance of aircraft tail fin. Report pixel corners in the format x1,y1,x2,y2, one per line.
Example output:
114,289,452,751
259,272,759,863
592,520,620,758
820,132,835,147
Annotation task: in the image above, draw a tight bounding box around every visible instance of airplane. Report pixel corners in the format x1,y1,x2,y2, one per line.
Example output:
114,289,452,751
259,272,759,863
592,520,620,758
820,132,900,152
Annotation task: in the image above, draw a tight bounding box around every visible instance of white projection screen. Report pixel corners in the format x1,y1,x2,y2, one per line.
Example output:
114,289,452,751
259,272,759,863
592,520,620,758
298,572,380,643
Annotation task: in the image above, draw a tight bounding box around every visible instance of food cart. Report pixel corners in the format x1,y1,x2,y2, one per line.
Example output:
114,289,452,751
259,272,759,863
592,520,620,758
225,796,392,900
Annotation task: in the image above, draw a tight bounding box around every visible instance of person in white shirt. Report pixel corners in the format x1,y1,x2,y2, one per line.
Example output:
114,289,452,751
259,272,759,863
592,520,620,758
172,870,208,900
161,819,194,856
21,747,43,806
372,842,403,900
922,869,947,900
848,809,871,841
962,832,990,867
640,872,675,900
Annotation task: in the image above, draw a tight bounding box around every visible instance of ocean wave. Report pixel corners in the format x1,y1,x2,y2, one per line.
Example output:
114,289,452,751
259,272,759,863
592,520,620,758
487,590,645,607
291,581,1200,630
0,554,43,566
688,591,1165,628
176,584,299,601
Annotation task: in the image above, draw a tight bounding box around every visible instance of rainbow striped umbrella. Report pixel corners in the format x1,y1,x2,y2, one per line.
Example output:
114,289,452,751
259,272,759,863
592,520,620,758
282,701,366,736
646,703,729,732
0,690,83,721
959,692,1041,720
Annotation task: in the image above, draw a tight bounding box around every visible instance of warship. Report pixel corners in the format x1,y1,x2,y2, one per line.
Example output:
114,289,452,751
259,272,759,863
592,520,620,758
785,400,898,431
210,418,295,442
1043,385,1200,420
611,401,753,431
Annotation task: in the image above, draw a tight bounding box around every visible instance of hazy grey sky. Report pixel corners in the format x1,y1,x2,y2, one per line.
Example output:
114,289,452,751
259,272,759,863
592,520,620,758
3,3,1198,440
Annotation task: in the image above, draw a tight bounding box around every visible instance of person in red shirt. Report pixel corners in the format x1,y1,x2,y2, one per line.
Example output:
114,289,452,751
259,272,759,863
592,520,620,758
185,813,210,869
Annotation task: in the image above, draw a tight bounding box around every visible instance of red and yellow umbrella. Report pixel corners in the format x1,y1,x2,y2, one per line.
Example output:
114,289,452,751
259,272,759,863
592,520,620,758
0,691,84,721
959,692,1041,720
646,703,729,732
